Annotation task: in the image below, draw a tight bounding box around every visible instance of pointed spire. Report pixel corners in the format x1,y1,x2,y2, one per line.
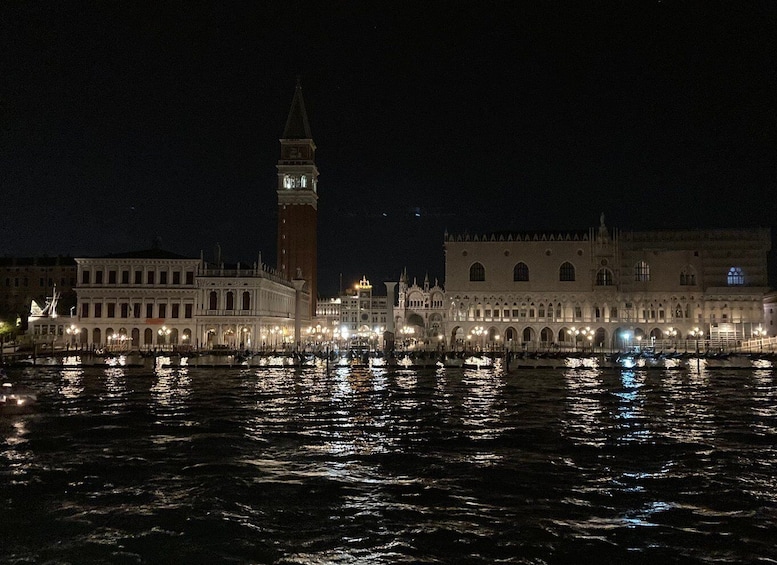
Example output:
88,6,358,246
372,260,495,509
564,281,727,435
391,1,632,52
283,78,312,139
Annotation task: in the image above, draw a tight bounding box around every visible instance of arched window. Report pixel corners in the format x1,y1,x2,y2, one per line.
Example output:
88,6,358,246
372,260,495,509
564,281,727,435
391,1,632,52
226,291,234,310
595,268,613,286
242,291,251,311
209,291,218,310
634,261,650,282
559,262,575,282
727,267,744,286
469,262,485,282
513,262,529,282
680,267,696,286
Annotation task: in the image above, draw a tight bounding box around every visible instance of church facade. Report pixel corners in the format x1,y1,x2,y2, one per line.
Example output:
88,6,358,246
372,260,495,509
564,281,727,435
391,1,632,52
444,217,771,351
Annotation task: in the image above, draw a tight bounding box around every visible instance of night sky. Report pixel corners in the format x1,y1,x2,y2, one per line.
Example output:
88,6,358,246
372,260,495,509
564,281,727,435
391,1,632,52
3,2,775,296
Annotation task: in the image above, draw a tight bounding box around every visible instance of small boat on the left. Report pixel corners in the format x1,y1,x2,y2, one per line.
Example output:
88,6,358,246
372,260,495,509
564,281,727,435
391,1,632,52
0,381,37,415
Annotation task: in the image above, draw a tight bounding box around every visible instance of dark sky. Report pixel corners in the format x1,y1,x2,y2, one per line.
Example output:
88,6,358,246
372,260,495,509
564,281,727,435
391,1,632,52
2,1,776,295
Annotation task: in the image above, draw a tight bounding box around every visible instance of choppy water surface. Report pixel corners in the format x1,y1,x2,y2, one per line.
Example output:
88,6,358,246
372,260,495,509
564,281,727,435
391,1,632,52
1,364,776,564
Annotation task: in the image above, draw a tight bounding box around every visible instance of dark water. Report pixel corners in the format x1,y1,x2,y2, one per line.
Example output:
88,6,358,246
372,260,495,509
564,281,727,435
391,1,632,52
1,362,776,564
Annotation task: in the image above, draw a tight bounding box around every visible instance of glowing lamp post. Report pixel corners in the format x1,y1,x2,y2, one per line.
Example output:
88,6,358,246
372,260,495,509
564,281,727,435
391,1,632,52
66,324,80,349
689,327,704,356
470,326,484,351
567,327,579,352
158,325,171,349
667,327,678,349
753,327,767,352
579,327,594,353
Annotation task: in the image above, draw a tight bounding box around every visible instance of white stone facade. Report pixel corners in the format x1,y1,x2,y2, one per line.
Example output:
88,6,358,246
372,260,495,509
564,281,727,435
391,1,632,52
62,250,308,351
444,221,771,351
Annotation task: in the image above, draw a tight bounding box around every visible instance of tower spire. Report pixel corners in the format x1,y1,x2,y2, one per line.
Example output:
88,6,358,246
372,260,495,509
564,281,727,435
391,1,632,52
283,78,312,139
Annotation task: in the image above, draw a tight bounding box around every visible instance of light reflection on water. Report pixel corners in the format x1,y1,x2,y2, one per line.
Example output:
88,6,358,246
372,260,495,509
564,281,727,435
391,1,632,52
0,363,776,563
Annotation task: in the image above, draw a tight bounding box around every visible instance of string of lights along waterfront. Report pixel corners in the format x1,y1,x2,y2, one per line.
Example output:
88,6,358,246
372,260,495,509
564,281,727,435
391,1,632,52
2,362,776,564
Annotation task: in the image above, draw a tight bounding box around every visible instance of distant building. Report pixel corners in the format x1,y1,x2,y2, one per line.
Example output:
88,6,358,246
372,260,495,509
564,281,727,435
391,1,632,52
0,256,76,329
69,249,200,350
197,257,308,351
395,270,447,349
315,276,393,350
444,218,771,351
29,247,309,351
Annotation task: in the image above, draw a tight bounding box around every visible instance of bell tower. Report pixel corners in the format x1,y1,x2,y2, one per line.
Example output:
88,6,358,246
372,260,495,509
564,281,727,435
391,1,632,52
277,79,318,317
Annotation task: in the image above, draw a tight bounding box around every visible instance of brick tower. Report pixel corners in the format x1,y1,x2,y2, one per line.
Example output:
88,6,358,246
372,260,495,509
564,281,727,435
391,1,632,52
277,79,318,317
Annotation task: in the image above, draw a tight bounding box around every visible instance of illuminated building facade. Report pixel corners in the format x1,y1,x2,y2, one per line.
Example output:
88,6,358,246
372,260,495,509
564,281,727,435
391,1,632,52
47,248,308,351
315,277,392,349
444,218,771,350
197,258,308,351
395,270,447,348
277,80,318,318
71,249,200,350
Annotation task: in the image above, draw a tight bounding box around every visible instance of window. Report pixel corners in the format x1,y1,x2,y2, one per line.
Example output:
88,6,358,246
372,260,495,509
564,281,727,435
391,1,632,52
120,303,129,318
146,304,153,318
209,291,218,310
184,304,193,319
574,306,582,320
610,307,618,319
107,303,115,318
134,270,142,284
185,271,194,285
81,303,89,318
596,268,613,286
108,270,117,284
160,271,168,285
469,262,485,282
513,262,529,282
94,303,103,318
172,304,180,318
680,269,696,285
727,267,744,286
121,270,129,284
173,271,181,285
95,271,103,284
559,262,575,282
158,304,167,318
242,291,251,310
226,292,234,310
133,303,141,318
634,261,650,282
147,271,155,284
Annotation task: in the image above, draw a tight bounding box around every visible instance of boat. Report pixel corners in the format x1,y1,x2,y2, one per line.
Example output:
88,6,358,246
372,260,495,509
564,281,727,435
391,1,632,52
0,382,37,415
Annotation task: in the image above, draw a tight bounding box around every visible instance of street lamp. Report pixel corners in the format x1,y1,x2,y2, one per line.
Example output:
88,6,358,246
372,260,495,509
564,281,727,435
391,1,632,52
667,327,678,349
158,325,171,349
689,327,704,355
579,327,594,353
65,324,80,349
753,327,767,352
470,325,484,351
566,327,579,352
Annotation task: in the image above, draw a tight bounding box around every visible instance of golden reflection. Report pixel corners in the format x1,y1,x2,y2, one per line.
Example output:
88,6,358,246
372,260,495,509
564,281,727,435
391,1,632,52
59,367,84,399
661,369,713,444
562,368,607,447
2,420,33,478
150,367,192,418
460,368,505,442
